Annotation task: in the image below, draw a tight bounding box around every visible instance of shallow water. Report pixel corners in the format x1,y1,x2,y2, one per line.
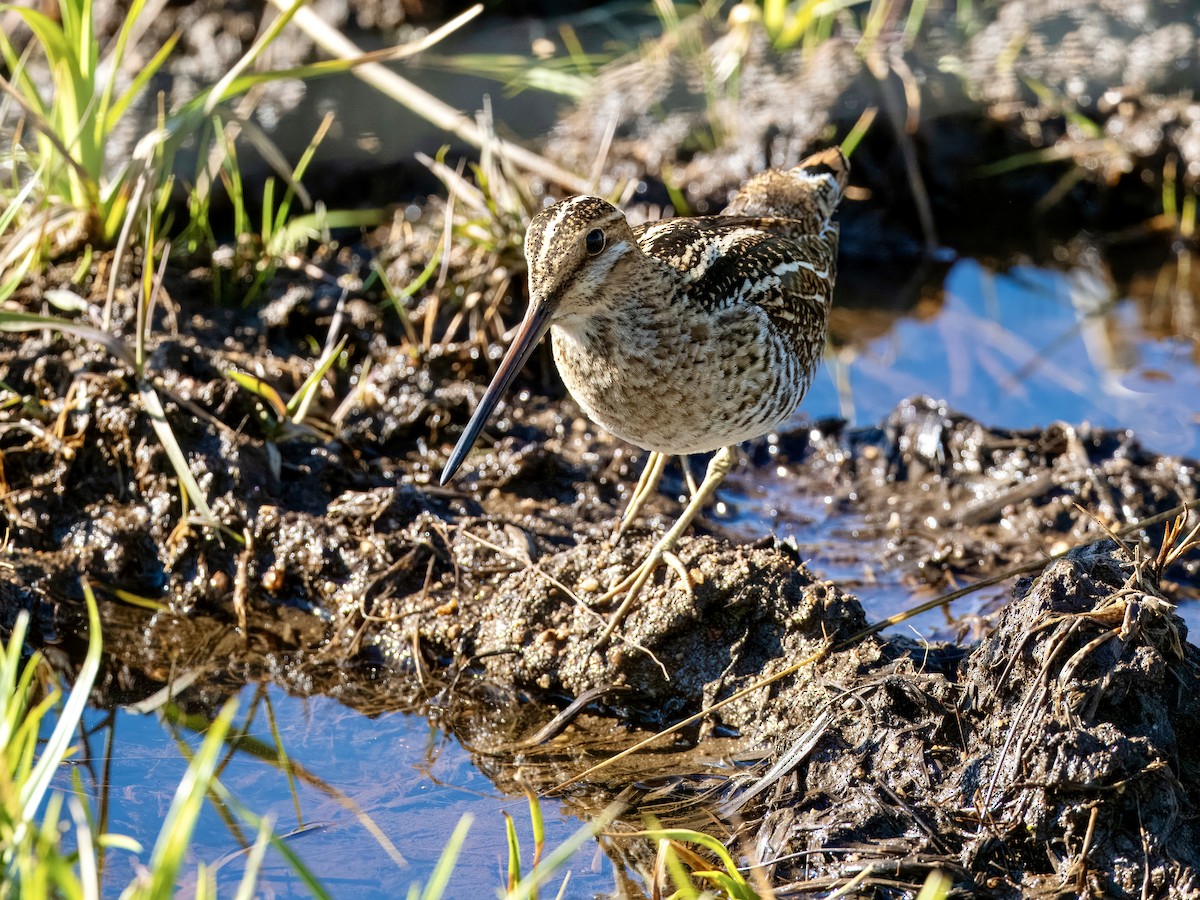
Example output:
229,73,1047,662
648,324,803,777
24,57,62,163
56,684,614,897
726,253,1200,638
816,258,1200,457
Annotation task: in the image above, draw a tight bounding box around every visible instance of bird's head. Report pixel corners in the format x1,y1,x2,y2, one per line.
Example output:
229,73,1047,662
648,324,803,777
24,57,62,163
523,196,638,318
439,196,637,484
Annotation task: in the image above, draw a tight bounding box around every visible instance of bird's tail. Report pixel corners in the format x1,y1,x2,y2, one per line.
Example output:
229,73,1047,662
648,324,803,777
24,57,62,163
720,147,849,231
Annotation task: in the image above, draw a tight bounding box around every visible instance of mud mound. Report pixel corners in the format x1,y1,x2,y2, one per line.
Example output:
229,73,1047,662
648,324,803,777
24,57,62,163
446,543,1200,895
474,534,868,724
717,542,1200,895
945,543,1200,895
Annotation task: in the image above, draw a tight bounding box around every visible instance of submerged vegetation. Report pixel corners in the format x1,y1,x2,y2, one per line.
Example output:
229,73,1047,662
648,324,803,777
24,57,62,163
1,596,632,897
0,0,1198,896
0,589,296,898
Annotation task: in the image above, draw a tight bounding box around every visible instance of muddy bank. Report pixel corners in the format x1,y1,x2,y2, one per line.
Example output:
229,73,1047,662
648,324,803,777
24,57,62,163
383,538,1196,895
18,478,1200,895
3,256,1198,891
4,0,1200,893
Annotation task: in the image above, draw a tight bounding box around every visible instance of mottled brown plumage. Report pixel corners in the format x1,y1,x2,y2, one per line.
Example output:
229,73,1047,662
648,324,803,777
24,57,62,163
441,148,848,644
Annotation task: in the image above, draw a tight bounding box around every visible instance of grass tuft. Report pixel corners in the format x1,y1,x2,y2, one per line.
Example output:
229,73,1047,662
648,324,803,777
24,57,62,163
0,584,338,896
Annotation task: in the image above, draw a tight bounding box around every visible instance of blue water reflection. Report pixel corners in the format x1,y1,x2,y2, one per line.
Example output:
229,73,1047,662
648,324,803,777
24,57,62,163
60,685,611,898
732,259,1200,637
807,260,1200,457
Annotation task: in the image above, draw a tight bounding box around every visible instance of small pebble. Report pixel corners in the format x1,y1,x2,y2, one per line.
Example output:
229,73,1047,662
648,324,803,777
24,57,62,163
261,566,285,593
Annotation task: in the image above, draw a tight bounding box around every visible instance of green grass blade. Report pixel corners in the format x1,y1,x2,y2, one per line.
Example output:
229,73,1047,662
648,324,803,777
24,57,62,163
180,54,416,127
300,208,383,230
194,863,213,900
661,842,702,900
777,0,823,50
97,0,178,133
0,251,36,304
12,690,59,786
98,834,144,854
2,8,72,76
0,154,45,232
203,0,308,116
104,31,180,134
106,587,168,612
59,0,92,71
19,582,102,824
377,245,442,318
68,797,100,900
137,380,219,528
260,110,332,254
695,869,757,899
903,0,931,44
504,812,521,894
840,106,877,158
974,146,1070,176
916,868,954,900
269,207,385,258
231,815,274,900
136,699,240,900
227,369,288,420
0,308,134,366
0,71,93,200
506,802,621,900
557,23,593,76
763,0,784,36
0,610,32,751
630,828,740,877
526,788,545,869
0,29,45,114
417,814,472,900
96,0,148,129
286,335,346,424
420,53,593,99
261,177,276,244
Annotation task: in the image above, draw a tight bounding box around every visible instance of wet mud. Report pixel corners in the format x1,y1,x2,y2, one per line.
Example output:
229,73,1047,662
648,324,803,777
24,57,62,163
5,0,1200,895
3,265,1198,893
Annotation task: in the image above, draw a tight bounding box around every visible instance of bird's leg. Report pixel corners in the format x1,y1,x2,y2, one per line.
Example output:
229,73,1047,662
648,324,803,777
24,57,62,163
614,450,668,542
680,455,699,498
593,445,736,650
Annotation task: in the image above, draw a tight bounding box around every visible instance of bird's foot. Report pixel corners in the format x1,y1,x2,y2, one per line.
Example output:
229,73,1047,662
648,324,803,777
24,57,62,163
590,446,735,653
589,544,693,654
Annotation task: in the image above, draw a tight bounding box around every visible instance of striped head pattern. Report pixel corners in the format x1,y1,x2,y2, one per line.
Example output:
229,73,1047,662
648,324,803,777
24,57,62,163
523,196,638,317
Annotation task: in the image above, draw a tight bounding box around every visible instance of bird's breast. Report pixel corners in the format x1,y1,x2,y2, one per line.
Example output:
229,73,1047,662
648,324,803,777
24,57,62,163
549,299,813,455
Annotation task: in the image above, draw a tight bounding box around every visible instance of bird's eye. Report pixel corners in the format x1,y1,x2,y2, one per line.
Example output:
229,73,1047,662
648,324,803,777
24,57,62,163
585,228,605,255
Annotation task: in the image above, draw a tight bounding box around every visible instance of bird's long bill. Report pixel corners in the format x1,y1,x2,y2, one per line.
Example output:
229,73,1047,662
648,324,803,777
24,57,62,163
439,297,554,484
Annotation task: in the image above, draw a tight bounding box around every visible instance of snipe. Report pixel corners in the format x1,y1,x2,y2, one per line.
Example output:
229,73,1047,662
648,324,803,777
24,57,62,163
441,147,849,646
